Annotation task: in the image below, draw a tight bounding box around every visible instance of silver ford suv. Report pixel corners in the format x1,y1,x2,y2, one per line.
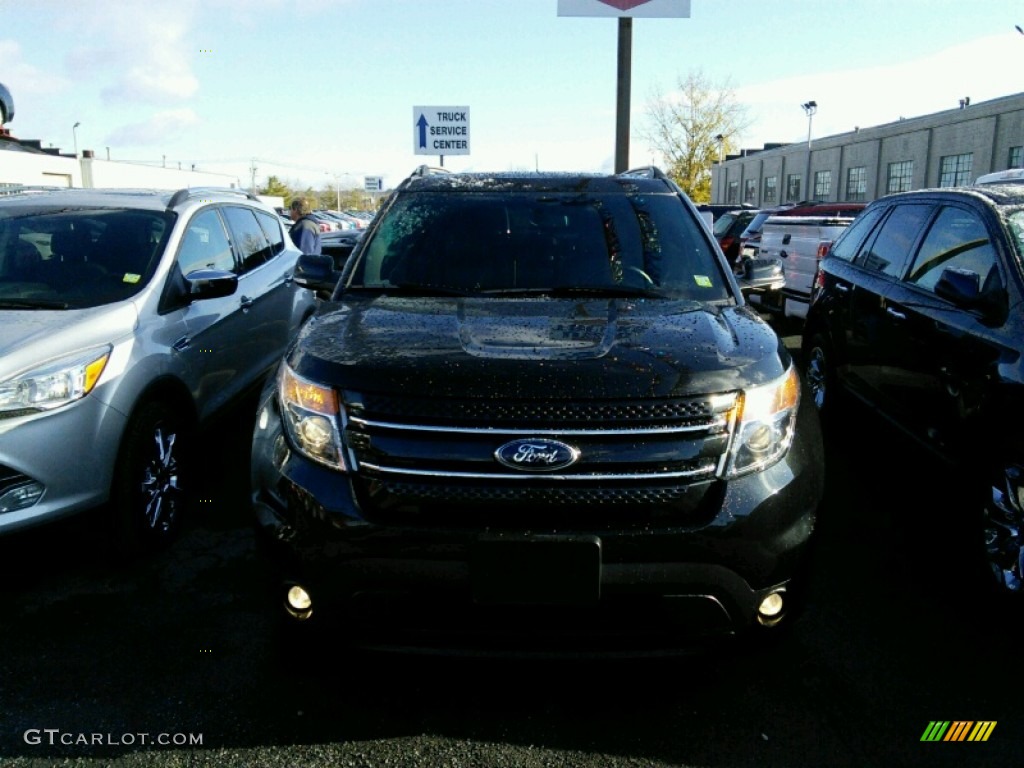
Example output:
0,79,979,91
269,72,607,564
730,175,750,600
0,186,315,552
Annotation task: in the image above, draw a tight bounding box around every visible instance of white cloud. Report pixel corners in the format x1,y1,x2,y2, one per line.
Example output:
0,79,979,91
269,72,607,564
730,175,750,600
0,40,70,96
61,0,200,105
105,109,201,146
734,33,1023,149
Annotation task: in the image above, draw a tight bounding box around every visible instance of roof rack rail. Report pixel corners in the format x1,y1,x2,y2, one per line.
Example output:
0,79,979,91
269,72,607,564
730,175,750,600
618,166,669,180
0,184,64,196
166,186,259,211
408,164,451,178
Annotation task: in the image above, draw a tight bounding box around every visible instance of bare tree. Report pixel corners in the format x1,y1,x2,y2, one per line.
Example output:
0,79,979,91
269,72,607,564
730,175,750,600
640,71,750,202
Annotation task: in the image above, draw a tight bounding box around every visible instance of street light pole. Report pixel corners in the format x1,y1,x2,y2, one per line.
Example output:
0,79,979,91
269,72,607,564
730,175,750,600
801,100,817,147
801,101,817,201
72,121,81,158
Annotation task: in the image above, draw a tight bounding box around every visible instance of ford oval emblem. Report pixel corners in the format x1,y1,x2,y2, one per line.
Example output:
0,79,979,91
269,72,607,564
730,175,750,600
495,439,580,472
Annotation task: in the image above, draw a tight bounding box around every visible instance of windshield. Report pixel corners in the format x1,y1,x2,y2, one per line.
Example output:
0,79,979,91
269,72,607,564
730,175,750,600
0,206,172,309
347,190,730,301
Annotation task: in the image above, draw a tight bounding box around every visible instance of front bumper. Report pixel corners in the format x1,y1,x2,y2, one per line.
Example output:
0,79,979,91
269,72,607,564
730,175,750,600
0,395,126,534
251,391,824,654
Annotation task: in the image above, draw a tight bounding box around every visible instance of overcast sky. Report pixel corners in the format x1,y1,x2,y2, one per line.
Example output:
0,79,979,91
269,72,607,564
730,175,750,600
2,0,1022,189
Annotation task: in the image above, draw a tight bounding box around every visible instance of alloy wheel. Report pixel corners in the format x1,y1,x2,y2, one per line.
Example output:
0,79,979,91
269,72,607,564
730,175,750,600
805,344,828,411
139,425,182,534
983,478,1024,594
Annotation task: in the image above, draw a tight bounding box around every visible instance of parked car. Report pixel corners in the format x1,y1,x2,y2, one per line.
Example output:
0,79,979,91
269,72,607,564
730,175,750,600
749,206,865,319
802,184,1024,597
737,206,792,260
252,166,825,655
307,212,337,233
697,203,756,223
738,203,864,262
712,208,758,267
0,186,316,552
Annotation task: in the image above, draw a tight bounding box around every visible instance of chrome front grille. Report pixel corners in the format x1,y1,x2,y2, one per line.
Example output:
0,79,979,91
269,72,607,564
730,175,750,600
343,393,736,524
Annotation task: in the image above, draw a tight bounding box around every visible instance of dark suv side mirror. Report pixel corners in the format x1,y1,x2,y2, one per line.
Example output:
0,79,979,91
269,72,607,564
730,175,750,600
294,253,341,297
184,268,238,301
935,267,1007,325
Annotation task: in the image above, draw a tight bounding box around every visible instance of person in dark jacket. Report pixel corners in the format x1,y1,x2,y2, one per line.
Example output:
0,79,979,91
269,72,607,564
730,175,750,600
288,197,322,255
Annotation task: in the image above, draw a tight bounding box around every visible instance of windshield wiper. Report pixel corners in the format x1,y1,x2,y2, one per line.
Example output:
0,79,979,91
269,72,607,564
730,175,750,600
354,282,472,297
479,285,668,299
0,298,70,309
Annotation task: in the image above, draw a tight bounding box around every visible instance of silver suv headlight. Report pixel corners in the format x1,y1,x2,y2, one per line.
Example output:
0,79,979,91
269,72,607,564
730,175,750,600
725,365,800,478
0,347,111,416
278,363,348,471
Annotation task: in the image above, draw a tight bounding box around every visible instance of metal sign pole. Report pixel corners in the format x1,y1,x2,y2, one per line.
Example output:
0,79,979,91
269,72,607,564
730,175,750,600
615,17,632,173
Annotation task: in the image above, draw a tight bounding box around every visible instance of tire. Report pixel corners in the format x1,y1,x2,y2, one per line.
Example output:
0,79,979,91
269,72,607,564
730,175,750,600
979,469,1024,602
803,332,836,419
111,400,193,556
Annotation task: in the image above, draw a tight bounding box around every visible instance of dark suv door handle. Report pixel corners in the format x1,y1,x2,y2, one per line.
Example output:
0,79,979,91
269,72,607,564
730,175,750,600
885,306,906,321
240,296,254,310
834,283,849,294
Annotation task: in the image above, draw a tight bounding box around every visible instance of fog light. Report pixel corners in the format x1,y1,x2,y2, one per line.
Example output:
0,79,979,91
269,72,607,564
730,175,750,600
746,424,774,454
0,481,45,514
758,591,784,619
285,585,313,620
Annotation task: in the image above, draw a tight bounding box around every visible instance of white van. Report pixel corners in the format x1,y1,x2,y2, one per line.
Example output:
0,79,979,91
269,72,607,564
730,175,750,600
975,168,1024,185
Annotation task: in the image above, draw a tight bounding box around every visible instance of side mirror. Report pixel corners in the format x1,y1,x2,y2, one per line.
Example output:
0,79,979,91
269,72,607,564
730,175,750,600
935,267,1007,325
294,253,340,297
184,269,238,301
734,257,785,295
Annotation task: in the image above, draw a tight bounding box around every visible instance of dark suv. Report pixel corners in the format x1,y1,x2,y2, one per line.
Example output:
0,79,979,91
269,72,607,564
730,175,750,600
802,184,1024,595
252,167,824,654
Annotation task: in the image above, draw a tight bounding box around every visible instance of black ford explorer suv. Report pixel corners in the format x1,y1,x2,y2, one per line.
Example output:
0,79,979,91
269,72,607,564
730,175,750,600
251,166,824,655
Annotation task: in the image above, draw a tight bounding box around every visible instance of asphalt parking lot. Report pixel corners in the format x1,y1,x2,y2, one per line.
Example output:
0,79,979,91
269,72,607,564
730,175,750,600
0,323,1019,768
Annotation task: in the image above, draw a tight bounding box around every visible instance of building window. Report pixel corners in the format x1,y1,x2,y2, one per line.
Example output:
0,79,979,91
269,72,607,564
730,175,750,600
846,166,867,202
813,170,832,200
744,179,757,204
886,160,913,194
939,153,973,187
1009,146,1022,168
727,181,739,204
786,174,802,202
763,176,777,203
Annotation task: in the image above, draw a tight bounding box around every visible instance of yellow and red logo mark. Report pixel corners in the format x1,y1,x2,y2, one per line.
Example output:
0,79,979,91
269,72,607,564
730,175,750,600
921,721,996,742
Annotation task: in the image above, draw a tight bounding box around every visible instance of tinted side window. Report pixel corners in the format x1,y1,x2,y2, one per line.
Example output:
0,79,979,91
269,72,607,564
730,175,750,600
222,206,272,273
829,206,886,262
254,209,286,260
856,203,934,278
178,209,234,275
905,206,1000,294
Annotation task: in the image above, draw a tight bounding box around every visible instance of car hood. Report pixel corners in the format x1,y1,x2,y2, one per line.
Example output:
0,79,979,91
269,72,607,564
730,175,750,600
0,303,139,381
289,296,789,400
